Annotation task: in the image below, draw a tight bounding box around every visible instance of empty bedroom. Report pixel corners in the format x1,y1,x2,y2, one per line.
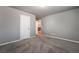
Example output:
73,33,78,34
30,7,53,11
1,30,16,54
0,6,79,53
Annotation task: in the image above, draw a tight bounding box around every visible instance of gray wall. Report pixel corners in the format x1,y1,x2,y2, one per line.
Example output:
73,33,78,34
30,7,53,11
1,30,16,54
0,7,35,44
42,8,79,41
30,16,36,36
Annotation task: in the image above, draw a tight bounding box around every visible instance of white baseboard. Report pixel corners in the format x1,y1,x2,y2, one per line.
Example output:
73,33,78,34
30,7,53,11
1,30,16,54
0,39,22,46
30,36,36,38
0,36,36,46
45,34,79,44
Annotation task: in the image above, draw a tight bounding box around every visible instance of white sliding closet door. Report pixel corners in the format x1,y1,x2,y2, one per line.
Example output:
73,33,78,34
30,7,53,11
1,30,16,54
20,15,30,39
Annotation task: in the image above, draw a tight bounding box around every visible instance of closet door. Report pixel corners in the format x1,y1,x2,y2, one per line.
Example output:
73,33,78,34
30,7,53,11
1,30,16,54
20,15,30,39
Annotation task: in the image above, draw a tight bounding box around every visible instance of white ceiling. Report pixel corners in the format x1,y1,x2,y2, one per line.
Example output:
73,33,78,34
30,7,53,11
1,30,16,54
10,6,78,18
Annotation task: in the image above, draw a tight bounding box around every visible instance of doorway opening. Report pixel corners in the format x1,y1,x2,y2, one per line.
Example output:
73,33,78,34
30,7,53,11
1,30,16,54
35,16,43,36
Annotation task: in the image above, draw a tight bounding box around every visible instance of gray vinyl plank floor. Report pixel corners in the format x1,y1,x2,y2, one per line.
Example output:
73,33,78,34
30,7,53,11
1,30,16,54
0,36,69,53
